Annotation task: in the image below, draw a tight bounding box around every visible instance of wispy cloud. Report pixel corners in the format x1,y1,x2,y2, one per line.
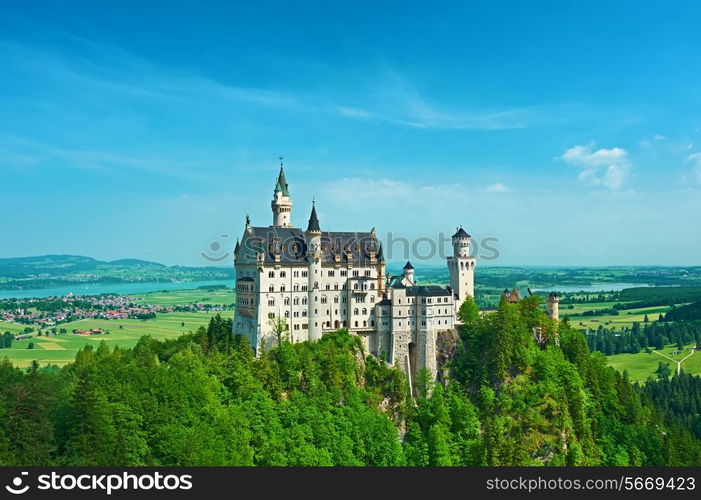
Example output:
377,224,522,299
486,183,510,193
685,152,701,184
560,144,632,190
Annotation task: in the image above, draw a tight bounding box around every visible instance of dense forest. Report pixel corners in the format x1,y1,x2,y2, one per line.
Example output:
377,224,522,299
664,301,701,322
1,298,700,466
638,373,701,440
586,321,701,355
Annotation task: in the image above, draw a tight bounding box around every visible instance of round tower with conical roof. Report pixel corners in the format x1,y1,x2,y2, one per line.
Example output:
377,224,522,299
271,160,292,227
306,201,323,342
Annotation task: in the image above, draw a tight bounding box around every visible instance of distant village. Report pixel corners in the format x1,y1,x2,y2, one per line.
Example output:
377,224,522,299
0,293,229,328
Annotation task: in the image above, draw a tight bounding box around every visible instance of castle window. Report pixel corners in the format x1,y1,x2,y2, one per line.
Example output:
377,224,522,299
325,284,330,290
370,296,375,303
328,270,335,277
371,320,375,327
340,270,347,277
268,299,275,306
334,283,339,290
294,311,299,317
269,271,275,278
354,321,358,327
302,285,308,291
284,311,289,318
294,271,299,278
353,270,359,277
284,297,290,305
370,283,375,290
268,285,274,292
363,321,367,327
353,283,358,290
302,311,307,317
321,296,327,304
294,284,299,291
302,271,308,277
362,308,367,315
364,270,371,277
334,296,339,303
280,285,285,292
268,312,275,319
294,297,299,305
280,271,286,278
342,297,347,303
302,297,307,305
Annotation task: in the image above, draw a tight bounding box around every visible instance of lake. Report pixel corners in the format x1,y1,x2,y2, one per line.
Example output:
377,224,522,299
0,280,232,299
532,282,650,293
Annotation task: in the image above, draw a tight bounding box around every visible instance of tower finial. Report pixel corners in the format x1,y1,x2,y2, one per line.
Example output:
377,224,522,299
279,156,283,168
245,214,250,226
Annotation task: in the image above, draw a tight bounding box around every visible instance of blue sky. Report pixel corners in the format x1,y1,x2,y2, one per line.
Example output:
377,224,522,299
1,0,700,267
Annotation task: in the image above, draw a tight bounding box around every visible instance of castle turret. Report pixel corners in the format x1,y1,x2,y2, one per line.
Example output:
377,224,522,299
271,160,292,227
402,261,415,286
546,291,560,321
447,226,476,312
306,201,323,341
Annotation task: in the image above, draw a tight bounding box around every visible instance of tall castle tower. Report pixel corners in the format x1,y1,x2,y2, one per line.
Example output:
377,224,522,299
447,226,476,312
271,161,292,227
306,201,323,341
546,292,560,321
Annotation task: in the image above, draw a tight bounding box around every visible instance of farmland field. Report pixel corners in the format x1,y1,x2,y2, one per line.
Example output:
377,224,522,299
561,302,675,330
133,287,234,306
607,343,699,382
0,310,233,368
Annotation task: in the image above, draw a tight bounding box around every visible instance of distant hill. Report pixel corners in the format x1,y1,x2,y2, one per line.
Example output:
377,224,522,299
0,254,234,290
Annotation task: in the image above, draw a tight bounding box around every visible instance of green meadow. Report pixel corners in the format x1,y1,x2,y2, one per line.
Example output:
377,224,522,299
132,287,235,306
0,310,233,368
607,343,699,382
561,302,673,330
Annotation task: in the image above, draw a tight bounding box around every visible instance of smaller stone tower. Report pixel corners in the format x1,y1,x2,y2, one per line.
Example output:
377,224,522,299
306,201,322,341
546,292,560,321
447,226,476,312
402,261,415,286
271,160,292,227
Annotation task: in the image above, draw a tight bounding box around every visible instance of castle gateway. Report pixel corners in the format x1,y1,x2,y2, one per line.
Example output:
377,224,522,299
233,163,475,382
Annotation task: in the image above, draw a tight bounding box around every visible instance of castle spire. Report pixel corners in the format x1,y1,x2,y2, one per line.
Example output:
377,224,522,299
307,200,321,233
274,157,290,196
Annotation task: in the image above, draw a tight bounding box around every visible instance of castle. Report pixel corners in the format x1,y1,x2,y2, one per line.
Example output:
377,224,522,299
233,163,477,383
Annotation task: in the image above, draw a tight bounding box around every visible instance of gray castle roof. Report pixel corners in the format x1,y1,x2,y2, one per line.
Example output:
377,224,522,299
405,285,453,297
403,261,414,270
452,227,471,239
243,226,383,266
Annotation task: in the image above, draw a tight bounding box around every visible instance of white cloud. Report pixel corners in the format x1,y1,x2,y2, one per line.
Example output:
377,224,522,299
561,144,632,190
687,152,701,183
486,183,510,193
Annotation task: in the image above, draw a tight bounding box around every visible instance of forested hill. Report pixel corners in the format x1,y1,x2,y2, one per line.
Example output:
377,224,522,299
0,255,234,290
1,298,699,466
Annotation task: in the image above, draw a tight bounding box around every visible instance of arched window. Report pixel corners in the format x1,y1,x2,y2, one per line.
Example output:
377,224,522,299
284,297,290,305
269,271,275,278
280,285,285,292
362,308,367,315
354,308,359,315
293,297,299,305
302,297,307,305
268,285,274,292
